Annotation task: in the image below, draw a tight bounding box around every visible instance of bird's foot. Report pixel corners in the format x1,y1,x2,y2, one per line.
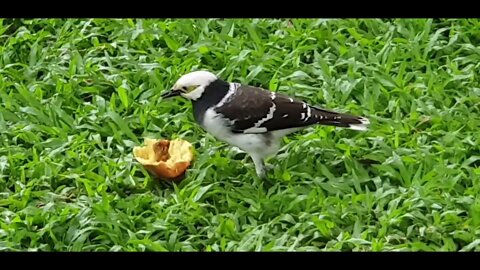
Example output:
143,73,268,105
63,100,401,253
253,163,276,188
264,163,275,171
253,160,277,177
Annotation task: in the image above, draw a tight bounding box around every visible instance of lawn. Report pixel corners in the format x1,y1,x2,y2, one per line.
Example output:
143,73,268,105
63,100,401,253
1,18,479,251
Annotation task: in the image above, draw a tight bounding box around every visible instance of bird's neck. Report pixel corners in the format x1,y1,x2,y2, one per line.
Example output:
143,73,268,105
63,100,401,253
191,79,230,124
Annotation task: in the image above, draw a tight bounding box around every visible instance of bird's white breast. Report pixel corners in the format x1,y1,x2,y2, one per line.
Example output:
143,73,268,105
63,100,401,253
201,108,279,157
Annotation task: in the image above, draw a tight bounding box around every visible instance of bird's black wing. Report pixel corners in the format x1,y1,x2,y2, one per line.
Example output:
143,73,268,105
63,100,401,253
214,84,369,134
214,85,318,133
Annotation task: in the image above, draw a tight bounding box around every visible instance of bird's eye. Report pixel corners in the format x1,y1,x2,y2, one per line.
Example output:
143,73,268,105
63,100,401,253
177,86,187,93
191,85,201,91
185,85,198,92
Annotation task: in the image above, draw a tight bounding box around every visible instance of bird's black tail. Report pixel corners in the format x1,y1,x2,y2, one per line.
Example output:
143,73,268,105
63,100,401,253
311,106,370,131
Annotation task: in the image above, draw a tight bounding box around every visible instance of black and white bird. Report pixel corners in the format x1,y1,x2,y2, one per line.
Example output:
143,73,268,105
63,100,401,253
161,70,370,178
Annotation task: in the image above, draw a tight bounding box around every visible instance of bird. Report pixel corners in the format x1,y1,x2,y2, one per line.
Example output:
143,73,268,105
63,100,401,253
160,70,370,178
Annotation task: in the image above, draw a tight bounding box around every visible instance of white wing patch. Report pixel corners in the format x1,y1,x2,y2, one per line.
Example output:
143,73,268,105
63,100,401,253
215,82,239,108
253,103,276,128
243,127,268,133
304,106,312,121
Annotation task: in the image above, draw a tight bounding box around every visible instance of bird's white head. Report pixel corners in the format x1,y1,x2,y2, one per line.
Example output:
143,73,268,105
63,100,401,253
161,70,218,100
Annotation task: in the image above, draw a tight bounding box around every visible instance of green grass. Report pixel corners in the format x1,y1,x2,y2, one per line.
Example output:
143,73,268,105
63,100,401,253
1,18,480,251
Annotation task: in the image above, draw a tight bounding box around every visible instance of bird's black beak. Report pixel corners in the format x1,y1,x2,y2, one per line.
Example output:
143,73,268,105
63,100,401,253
161,89,181,99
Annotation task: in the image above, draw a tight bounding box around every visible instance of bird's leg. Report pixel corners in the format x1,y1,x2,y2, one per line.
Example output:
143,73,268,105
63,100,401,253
251,154,266,179
250,154,275,189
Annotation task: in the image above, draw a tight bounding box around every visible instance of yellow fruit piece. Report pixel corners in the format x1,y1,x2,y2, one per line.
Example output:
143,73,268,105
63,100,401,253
133,138,194,181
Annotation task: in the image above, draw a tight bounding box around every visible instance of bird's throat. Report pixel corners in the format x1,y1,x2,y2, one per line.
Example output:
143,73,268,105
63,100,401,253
191,79,230,125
